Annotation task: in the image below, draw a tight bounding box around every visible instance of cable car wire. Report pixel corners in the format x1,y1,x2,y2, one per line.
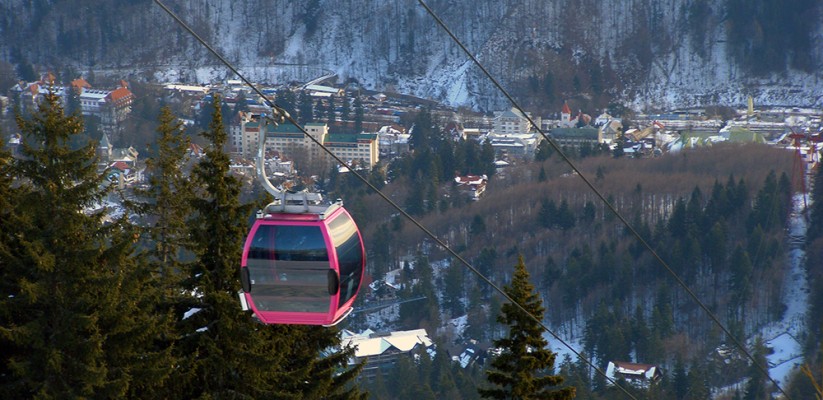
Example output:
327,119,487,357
152,1,638,398
414,0,790,398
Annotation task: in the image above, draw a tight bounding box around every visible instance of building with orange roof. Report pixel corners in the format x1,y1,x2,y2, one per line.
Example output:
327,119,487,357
101,84,134,129
70,77,92,93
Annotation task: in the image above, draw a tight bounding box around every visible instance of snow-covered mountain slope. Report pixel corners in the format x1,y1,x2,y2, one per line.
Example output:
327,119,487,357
2,0,822,111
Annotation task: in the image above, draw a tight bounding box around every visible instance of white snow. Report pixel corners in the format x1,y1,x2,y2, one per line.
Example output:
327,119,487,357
762,193,811,390
183,307,202,320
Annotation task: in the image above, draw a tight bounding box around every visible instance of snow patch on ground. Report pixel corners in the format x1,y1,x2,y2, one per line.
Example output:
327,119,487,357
762,192,811,390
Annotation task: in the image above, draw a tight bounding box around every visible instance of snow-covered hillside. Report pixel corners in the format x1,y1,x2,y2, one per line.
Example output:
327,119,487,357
2,0,822,111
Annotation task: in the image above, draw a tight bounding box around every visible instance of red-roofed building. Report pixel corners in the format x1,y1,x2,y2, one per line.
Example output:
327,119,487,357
455,174,488,201
102,85,134,128
110,161,131,172
70,77,92,92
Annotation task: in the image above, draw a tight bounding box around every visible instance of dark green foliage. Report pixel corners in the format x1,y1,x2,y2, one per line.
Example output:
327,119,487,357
0,91,367,399
726,0,819,74
353,95,364,133
398,253,440,330
172,93,277,397
729,245,753,318
410,108,435,150
442,261,465,317
471,214,486,236
0,93,169,398
480,139,496,176
479,255,575,400
173,95,365,399
742,337,770,400
556,199,575,231
137,106,192,277
340,93,351,123
315,98,325,121
539,199,557,228
277,87,298,118
747,170,791,231
298,90,314,125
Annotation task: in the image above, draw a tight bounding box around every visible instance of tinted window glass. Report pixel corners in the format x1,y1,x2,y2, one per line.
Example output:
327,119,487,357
246,224,330,313
328,213,364,307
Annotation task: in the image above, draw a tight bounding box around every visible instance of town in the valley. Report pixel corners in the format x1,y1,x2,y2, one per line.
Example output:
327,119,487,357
4,73,821,196
2,72,822,391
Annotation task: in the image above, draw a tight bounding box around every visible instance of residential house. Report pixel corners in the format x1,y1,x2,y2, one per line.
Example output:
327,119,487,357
605,361,662,388
377,125,410,158
453,340,488,369
455,174,487,201
463,127,488,142
340,329,434,381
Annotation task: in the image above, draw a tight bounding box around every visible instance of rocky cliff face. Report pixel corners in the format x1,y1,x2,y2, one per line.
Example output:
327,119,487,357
2,0,822,111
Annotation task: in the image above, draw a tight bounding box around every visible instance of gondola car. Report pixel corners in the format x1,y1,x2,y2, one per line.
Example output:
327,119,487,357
240,202,365,326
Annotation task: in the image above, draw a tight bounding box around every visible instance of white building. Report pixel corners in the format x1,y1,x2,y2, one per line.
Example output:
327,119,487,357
493,107,535,136
232,114,379,168
340,329,434,380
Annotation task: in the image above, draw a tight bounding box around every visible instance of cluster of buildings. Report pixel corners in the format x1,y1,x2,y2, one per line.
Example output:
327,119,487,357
231,112,379,171
7,73,135,137
337,324,663,389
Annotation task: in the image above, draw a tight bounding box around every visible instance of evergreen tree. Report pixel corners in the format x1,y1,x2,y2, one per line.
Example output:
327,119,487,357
0,93,168,398
233,91,250,116
684,360,711,400
479,255,575,400
327,95,336,125
672,358,688,400
581,201,596,225
411,108,434,150
556,199,575,231
747,170,787,231
743,337,770,400
481,139,496,176
729,245,753,318
173,95,286,397
66,85,82,116
277,325,367,400
315,98,325,121
0,129,22,394
539,199,558,229
175,95,365,398
612,132,626,158
535,139,553,162
438,138,456,181
138,106,192,280
277,87,297,118
299,90,314,125
442,261,465,317
353,95,364,133
340,93,351,123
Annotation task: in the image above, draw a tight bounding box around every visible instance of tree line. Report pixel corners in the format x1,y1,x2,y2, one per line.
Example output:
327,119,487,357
0,93,365,399
1,92,583,400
